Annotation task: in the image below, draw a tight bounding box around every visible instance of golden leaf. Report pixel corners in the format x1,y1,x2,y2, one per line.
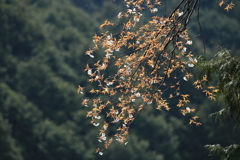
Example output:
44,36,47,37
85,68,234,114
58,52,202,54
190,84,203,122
100,20,114,29
196,123,202,126
189,119,194,125
219,0,225,7
224,2,235,11
195,85,202,89
209,96,216,100
192,116,199,120
207,86,215,89
213,89,219,93
96,148,101,153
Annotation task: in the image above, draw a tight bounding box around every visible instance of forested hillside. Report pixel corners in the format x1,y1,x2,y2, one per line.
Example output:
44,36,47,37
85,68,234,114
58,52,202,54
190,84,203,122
0,0,239,160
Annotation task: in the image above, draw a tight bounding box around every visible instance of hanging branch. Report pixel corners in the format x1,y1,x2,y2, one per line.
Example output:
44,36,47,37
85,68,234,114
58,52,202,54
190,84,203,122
80,0,230,154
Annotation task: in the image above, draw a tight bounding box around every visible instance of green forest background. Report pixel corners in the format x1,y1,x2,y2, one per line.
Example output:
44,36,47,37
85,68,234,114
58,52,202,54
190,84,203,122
0,0,240,160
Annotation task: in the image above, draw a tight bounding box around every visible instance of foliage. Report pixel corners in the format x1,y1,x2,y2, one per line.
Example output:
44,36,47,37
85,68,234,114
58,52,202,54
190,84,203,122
1,0,240,159
0,0,99,159
197,50,240,159
83,0,223,154
205,144,240,160
197,50,240,125
0,113,23,160
219,0,235,11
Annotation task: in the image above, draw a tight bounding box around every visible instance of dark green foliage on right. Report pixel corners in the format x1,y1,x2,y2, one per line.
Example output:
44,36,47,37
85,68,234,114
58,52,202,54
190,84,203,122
197,50,240,125
197,50,240,159
205,144,240,160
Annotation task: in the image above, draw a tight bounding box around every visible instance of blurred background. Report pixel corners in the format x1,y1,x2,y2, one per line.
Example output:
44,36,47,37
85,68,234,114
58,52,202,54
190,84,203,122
0,0,240,160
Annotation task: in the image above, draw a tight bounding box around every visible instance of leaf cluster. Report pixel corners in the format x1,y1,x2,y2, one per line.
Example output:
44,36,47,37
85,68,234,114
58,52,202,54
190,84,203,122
83,0,205,153
205,144,240,160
